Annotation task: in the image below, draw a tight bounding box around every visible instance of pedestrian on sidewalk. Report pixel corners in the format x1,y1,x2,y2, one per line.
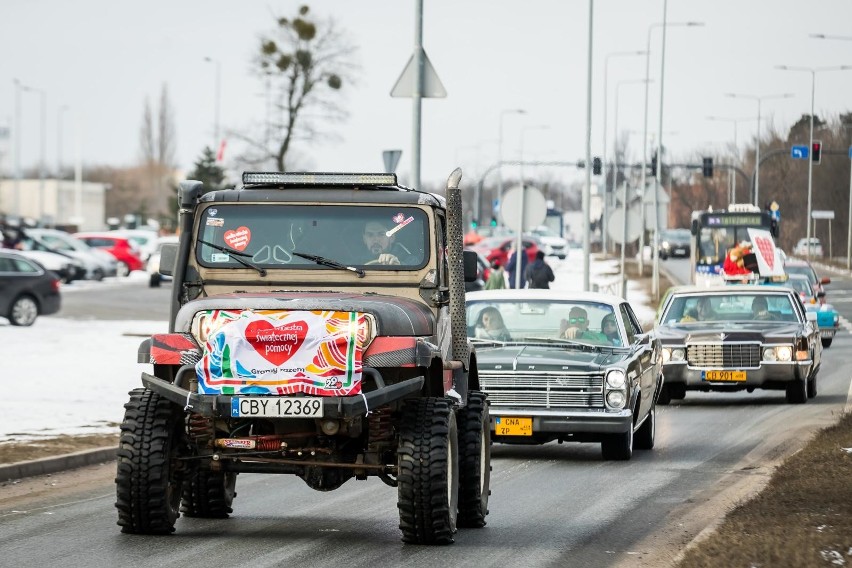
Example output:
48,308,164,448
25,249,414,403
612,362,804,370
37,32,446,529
524,251,555,289
505,244,529,289
485,259,507,290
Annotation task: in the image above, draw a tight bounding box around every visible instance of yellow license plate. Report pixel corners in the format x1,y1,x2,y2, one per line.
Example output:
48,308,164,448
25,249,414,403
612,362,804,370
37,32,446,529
703,370,747,382
495,416,532,436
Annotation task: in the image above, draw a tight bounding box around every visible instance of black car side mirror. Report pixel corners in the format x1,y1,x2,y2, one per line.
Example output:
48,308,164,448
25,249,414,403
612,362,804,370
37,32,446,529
159,243,179,277
463,250,478,282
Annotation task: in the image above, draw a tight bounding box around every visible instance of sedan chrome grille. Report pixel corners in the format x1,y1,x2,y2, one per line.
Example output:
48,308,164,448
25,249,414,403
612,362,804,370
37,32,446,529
686,342,761,368
478,372,604,408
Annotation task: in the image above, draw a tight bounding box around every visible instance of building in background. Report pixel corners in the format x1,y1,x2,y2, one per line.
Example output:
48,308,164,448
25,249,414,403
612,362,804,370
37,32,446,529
0,178,108,231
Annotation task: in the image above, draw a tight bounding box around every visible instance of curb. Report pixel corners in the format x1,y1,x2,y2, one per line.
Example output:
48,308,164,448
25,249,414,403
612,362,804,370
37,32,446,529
0,447,116,483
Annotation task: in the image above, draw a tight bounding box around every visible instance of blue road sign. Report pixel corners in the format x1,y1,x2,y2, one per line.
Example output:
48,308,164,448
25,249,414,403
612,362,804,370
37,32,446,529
849,146,852,159
791,145,809,159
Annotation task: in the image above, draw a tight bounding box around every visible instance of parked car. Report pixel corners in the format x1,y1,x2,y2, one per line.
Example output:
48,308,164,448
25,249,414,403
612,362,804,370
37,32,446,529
784,258,830,300
73,232,144,276
765,274,839,348
147,235,179,287
657,228,691,260
471,235,540,268
793,237,823,257
0,250,62,326
5,246,80,284
466,289,663,460
655,285,821,404
24,228,118,280
527,225,568,259
111,229,159,262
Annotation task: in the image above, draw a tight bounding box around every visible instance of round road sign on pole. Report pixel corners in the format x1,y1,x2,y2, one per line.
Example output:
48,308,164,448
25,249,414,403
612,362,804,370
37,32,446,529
500,185,547,232
607,206,642,244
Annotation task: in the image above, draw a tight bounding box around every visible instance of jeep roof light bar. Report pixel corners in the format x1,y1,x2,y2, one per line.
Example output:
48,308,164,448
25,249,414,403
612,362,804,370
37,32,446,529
242,172,398,187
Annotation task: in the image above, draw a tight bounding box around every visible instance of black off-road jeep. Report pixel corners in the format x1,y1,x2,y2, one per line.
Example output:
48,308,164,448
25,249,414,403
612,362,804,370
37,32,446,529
115,170,489,544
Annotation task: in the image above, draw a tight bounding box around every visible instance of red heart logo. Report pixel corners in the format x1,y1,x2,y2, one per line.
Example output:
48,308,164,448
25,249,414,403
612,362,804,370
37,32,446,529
754,236,775,270
224,226,251,251
245,319,308,366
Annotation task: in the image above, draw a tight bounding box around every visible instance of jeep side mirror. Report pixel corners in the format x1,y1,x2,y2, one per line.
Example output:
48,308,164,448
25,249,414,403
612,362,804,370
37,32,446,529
463,250,478,282
159,243,179,277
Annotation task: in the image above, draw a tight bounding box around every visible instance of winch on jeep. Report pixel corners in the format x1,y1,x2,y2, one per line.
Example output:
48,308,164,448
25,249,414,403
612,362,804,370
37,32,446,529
114,169,490,545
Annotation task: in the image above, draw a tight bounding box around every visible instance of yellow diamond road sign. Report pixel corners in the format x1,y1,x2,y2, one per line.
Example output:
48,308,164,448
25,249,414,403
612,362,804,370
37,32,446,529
391,50,447,98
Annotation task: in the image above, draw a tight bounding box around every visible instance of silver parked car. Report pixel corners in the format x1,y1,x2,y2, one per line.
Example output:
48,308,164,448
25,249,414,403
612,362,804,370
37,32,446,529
24,228,118,280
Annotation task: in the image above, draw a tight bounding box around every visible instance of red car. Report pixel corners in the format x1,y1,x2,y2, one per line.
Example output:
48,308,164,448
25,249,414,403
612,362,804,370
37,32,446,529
73,232,144,276
471,236,540,268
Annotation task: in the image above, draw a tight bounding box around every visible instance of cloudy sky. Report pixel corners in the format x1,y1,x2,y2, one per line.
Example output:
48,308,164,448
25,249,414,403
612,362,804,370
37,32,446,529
1,0,851,190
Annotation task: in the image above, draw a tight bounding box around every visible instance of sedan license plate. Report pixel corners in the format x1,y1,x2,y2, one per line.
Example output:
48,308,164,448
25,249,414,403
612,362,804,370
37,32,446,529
231,397,324,418
495,416,532,436
702,370,746,382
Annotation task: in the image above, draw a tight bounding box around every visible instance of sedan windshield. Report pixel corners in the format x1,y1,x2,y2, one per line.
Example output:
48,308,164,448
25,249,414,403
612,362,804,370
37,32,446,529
466,300,623,346
661,293,799,324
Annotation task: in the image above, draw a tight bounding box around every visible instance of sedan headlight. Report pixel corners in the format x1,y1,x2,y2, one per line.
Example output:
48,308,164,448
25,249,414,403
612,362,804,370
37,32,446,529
763,346,792,362
606,390,626,408
775,346,792,362
606,369,626,389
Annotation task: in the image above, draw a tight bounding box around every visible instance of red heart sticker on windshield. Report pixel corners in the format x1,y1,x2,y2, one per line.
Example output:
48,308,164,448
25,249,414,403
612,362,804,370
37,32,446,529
245,319,308,366
754,236,774,270
224,226,251,251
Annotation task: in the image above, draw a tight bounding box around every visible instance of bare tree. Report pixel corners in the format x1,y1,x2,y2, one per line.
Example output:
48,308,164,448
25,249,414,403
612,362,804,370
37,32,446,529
135,84,178,224
240,5,358,171
157,84,176,168
139,97,155,164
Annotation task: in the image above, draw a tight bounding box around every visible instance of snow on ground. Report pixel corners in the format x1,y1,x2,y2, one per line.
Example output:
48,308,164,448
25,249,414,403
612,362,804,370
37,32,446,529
0,249,655,442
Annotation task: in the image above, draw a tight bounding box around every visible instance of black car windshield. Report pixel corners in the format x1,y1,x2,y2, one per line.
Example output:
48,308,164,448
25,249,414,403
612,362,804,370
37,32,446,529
195,205,429,270
466,299,623,347
661,293,799,324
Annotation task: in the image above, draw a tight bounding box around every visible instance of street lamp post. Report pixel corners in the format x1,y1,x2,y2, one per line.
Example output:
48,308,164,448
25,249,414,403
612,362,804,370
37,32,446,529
776,65,852,262
204,57,221,151
57,105,69,178
640,18,703,279
603,49,646,254
706,116,757,203
725,92,793,207
614,79,650,298
497,109,526,224
21,84,46,222
12,79,22,216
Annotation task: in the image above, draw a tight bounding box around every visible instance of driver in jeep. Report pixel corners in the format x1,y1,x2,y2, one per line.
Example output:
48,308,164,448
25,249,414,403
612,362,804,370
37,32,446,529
360,219,412,265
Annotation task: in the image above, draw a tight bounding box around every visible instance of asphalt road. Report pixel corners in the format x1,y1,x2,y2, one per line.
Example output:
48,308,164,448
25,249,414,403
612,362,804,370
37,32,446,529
2,266,850,567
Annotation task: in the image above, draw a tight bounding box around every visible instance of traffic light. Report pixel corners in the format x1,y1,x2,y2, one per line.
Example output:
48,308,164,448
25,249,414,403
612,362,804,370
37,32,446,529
471,219,478,229
490,217,498,227
650,154,657,176
811,140,822,164
702,157,713,178
592,157,602,175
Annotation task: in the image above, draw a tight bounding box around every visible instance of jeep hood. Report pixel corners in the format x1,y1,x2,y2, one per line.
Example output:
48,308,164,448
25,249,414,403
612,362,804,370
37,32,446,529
173,292,434,336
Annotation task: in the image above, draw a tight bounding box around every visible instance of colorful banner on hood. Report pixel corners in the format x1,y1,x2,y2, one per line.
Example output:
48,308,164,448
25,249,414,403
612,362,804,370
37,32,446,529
195,310,367,396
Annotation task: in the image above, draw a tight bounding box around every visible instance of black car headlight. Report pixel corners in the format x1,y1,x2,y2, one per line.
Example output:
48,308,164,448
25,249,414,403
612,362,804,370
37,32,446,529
605,369,627,409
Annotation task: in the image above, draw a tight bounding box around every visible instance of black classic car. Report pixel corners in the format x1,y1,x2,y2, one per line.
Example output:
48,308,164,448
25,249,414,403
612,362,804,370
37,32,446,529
654,285,821,404
466,290,663,461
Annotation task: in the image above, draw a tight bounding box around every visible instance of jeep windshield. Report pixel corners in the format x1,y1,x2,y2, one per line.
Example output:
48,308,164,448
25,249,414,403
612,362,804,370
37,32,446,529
195,205,429,270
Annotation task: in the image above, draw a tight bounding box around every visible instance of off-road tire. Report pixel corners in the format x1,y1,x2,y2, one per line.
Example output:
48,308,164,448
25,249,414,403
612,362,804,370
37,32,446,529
457,391,490,528
634,406,655,450
601,425,633,461
397,397,459,545
786,377,808,404
115,388,184,534
181,468,237,518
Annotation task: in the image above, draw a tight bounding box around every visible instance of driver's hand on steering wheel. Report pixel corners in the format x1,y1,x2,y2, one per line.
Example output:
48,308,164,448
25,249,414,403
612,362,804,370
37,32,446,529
376,253,401,265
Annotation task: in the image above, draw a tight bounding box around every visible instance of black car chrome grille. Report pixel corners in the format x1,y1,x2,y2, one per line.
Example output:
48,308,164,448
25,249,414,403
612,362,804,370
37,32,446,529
686,343,761,368
478,372,604,408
